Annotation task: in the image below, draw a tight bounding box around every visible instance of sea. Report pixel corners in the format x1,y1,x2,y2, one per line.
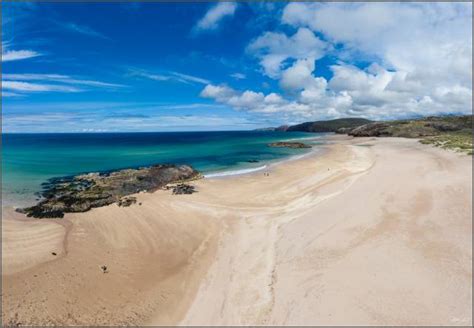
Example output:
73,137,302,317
2,131,328,207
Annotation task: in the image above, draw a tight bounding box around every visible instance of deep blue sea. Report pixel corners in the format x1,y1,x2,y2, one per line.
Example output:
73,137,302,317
2,131,327,207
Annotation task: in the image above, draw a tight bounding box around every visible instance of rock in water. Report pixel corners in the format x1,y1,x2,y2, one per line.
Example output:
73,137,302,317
19,164,201,218
268,142,312,149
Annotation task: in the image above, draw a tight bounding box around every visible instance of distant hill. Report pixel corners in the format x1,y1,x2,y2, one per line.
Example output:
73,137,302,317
255,125,289,132
347,115,472,155
286,118,373,132
348,115,472,137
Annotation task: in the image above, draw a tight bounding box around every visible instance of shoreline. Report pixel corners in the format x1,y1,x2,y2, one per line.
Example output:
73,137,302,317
1,134,323,210
2,135,472,326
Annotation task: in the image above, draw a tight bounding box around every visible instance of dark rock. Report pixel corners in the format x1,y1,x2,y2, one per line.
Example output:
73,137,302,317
19,164,201,219
51,252,57,256
172,183,196,195
117,196,137,207
335,127,354,134
424,122,461,132
348,122,392,137
268,142,312,149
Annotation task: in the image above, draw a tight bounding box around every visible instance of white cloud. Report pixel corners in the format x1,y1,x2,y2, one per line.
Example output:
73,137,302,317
247,27,327,78
1,6,42,63
171,72,210,84
2,49,41,62
2,91,23,97
200,84,236,101
228,90,265,108
194,2,238,32
3,73,125,88
62,22,109,40
2,74,125,96
230,73,246,80
3,103,252,140
204,2,472,121
129,68,210,85
282,2,472,83
3,81,82,93
280,58,324,92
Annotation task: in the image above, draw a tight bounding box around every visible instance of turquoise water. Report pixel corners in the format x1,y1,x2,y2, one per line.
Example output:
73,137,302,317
2,131,326,207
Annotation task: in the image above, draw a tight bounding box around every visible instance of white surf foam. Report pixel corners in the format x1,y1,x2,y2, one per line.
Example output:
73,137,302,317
204,165,268,178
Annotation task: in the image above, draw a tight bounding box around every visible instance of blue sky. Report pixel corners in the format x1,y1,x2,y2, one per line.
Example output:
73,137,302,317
2,2,472,132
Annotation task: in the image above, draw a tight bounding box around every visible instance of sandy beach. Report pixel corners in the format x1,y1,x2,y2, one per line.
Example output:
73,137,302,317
2,136,472,326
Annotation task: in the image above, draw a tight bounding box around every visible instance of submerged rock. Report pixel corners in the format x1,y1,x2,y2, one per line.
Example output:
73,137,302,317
268,142,312,149
19,164,201,219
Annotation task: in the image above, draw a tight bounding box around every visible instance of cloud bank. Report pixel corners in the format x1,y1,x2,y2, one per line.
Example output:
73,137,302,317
201,2,472,121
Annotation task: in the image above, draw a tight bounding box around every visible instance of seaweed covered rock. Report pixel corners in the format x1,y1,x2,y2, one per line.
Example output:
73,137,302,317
117,196,137,207
268,142,312,149
171,184,196,195
19,164,201,218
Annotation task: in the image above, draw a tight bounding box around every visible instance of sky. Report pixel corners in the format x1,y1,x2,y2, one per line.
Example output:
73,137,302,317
1,1,472,133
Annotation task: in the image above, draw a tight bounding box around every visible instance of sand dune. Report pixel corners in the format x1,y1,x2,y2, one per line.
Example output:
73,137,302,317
2,136,472,326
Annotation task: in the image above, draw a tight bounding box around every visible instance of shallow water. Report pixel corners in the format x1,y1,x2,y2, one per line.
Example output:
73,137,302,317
2,131,328,207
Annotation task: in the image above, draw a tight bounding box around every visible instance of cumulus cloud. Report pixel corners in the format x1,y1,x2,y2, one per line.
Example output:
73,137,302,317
194,2,238,32
200,84,236,101
203,2,472,121
247,27,326,78
282,2,471,82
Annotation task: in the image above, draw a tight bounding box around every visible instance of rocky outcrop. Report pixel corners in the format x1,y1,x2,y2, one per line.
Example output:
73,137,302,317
335,127,354,134
117,196,137,207
18,164,202,218
348,122,392,137
348,115,473,138
171,184,197,195
268,142,311,149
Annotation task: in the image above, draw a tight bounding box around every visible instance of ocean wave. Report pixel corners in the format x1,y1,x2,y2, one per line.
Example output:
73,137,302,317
204,165,267,178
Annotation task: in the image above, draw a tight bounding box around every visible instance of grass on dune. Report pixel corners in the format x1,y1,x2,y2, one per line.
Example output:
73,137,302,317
419,131,473,155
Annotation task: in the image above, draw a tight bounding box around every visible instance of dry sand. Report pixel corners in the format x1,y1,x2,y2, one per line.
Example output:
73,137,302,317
2,136,472,326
